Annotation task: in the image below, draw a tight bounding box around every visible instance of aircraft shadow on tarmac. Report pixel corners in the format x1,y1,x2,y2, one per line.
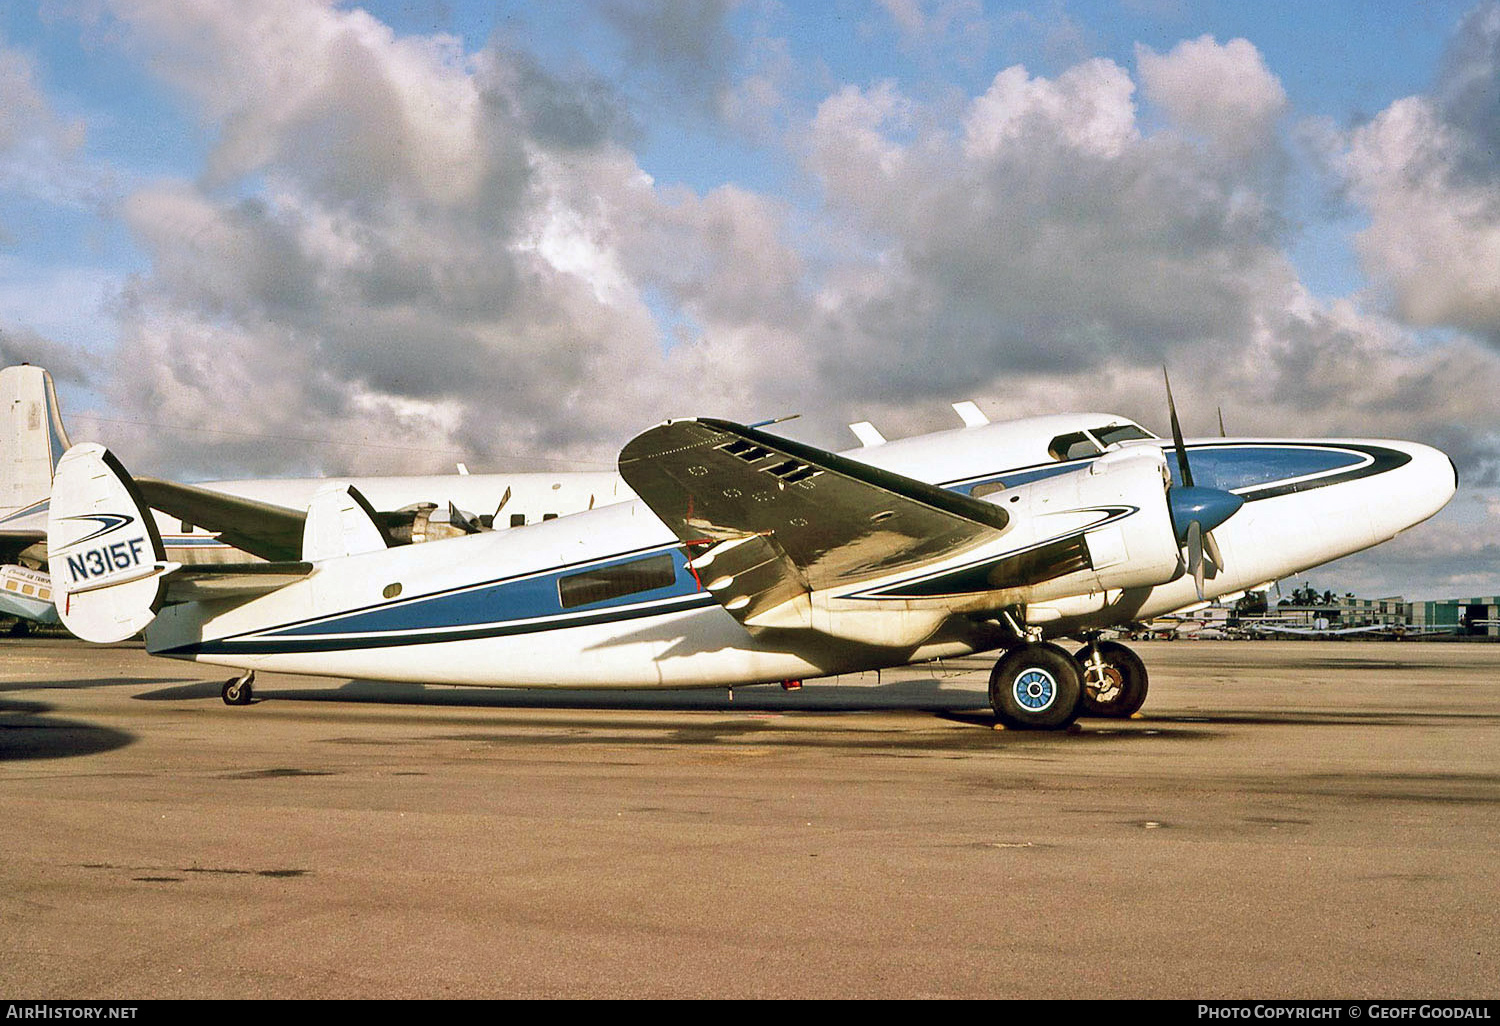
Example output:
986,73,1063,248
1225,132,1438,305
129,677,1500,735
0,698,134,761
134,674,996,715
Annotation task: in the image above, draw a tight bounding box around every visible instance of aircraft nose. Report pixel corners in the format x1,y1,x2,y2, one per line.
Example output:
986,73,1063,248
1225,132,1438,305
1380,439,1457,532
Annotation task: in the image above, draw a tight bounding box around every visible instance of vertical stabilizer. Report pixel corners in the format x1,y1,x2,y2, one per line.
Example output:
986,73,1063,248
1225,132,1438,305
48,443,175,643
2,365,73,512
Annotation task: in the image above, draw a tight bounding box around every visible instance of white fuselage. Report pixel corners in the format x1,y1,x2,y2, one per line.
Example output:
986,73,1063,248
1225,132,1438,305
143,430,1457,690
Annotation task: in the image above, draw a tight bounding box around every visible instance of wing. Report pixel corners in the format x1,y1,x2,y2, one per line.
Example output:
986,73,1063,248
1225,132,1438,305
0,499,49,562
618,418,1010,629
135,477,306,562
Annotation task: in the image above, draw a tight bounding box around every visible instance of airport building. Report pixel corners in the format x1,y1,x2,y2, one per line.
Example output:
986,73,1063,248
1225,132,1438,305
1407,596,1500,637
1263,593,1499,638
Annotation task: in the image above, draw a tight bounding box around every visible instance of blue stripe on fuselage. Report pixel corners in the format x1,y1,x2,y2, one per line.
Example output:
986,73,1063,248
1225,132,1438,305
943,443,1397,500
252,544,700,641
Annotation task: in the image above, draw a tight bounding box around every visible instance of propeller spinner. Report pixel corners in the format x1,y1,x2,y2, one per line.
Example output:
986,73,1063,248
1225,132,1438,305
1162,369,1244,600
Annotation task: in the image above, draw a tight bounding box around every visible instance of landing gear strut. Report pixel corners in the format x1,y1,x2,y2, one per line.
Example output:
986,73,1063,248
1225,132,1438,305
1074,640,1148,718
222,670,255,706
988,643,1083,730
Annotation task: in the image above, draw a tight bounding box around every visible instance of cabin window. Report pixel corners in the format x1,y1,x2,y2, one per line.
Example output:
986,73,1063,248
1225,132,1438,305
542,513,558,521
510,513,526,528
558,554,676,610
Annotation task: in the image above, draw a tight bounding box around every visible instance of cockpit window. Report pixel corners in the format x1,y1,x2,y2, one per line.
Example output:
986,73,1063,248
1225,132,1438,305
1047,432,1101,461
1047,423,1155,461
1092,423,1154,446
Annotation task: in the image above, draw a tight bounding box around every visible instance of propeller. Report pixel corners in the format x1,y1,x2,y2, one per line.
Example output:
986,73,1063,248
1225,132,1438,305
1163,368,1243,600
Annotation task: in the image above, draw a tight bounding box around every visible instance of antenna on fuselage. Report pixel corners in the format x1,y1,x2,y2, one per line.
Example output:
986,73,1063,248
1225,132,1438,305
952,401,989,427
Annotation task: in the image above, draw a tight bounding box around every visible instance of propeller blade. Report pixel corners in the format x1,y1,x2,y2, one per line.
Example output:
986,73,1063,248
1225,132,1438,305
1163,367,1194,489
1203,529,1224,573
447,502,482,534
1187,520,1205,601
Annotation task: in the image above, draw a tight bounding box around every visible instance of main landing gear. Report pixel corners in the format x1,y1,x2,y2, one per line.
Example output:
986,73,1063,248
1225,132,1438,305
222,670,255,706
988,639,1149,729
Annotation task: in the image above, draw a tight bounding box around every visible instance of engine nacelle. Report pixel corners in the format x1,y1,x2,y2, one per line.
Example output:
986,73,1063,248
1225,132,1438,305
381,502,486,545
1010,447,1182,606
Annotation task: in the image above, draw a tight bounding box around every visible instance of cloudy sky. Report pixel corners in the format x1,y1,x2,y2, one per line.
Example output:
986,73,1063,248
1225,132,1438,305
2,0,1499,599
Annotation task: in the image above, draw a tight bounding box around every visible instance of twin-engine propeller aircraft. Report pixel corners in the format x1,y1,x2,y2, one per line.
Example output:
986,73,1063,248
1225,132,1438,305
45,385,1455,729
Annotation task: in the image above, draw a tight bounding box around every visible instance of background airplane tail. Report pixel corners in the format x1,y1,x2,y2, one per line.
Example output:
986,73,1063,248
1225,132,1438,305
2,364,73,512
48,443,173,643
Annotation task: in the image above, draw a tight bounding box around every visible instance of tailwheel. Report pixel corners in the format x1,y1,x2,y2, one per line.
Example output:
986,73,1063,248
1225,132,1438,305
1074,640,1148,718
221,671,255,706
989,643,1083,730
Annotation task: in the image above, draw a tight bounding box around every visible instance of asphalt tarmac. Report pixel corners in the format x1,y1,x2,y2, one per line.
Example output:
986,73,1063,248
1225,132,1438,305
1,635,1497,999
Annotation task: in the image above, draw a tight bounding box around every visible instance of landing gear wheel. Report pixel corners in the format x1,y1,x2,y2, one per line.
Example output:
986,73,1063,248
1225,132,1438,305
989,643,1082,730
1074,641,1148,718
222,672,255,706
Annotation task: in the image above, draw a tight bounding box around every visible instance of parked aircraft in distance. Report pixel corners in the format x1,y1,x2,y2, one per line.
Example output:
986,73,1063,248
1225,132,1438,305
45,373,1457,729
1240,618,1458,639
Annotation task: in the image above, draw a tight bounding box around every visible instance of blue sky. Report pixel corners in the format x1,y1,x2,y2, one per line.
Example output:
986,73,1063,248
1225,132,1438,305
2,1,1499,598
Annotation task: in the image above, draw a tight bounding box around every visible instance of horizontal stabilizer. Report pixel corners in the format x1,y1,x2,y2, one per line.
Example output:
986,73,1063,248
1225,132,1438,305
48,443,172,643
161,561,313,602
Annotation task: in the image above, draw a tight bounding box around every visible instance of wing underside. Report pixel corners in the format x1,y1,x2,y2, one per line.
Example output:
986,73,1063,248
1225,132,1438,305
618,418,1012,630
136,477,306,562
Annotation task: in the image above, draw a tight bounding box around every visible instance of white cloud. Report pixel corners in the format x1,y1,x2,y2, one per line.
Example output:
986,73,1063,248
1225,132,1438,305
963,59,1138,161
1341,96,1500,335
1137,35,1286,159
1334,3,1500,341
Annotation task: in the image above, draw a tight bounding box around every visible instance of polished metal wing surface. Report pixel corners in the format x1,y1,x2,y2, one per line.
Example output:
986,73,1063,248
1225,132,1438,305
618,418,1011,616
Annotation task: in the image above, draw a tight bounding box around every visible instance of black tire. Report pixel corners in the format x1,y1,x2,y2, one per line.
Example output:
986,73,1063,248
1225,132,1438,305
222,677,253,706
989,643,1082,730
1074,640,1148,718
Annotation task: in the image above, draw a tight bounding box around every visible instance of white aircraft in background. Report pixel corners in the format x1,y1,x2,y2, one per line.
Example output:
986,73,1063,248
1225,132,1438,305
45,374,1456,729
2,364,70,624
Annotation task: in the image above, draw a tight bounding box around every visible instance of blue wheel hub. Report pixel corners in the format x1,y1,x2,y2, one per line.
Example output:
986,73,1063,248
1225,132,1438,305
1013,668,1057,712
